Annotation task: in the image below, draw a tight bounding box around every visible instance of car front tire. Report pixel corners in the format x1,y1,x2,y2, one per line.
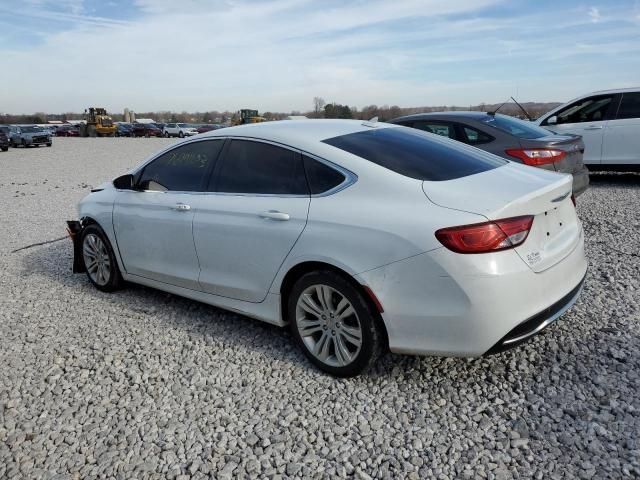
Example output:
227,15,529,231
81,224,123,292
288,270,383,377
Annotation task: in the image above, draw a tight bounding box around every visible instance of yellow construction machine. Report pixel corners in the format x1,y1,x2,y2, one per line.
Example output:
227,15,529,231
79,107,117,137
232,109,265,126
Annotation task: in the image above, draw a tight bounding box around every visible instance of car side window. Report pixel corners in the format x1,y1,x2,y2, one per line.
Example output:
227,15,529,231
137,140,223,192
616,93,640,120
461,126,493,145
411,121,456,139
549,95,615,125
213,140,308,195
303,156,346,194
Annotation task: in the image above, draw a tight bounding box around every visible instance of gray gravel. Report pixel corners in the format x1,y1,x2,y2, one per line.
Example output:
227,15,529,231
1,138,639,479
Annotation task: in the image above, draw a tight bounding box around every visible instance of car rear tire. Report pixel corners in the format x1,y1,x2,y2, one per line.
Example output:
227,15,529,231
178,131,184,138
1,147,7,152
288,270,383,377
81,224,123,293
46,143,52,147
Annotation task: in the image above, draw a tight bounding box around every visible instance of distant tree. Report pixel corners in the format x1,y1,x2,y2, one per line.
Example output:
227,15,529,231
313,97,326,118
202,111,212,123
324,103,352,119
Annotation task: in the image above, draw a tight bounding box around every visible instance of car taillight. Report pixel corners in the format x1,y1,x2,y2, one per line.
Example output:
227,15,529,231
505,148,566,166
435,216,534,254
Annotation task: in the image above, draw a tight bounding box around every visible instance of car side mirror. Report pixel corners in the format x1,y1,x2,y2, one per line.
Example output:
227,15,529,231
113,174,136,190
546,115,557,125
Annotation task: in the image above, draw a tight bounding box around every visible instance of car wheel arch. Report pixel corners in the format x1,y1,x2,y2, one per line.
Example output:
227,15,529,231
278,260,389,350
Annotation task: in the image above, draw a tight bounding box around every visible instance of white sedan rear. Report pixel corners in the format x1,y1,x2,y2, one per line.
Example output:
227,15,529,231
68,120,587,376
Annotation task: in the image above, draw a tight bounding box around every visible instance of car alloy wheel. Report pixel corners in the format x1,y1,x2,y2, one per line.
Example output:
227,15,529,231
82,233,112,286
295,284,364,367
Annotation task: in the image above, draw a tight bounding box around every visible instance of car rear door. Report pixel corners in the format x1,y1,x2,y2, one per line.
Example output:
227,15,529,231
113,139,223,290
602,92,640,166
191,138,310,302
539,94,617,166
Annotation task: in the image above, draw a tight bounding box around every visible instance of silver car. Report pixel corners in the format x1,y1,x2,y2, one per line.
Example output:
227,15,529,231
390,112,589,197
9,125,52,148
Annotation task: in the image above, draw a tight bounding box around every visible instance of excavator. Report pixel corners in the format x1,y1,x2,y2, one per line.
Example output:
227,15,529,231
78,107,117,137
232,109,265,126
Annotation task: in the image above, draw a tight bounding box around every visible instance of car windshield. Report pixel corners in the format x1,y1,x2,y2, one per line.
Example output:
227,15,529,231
479,114,551,139
22,126,42,133
323,126,505,181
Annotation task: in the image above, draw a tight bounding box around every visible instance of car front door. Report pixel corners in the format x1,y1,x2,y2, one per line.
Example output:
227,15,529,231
602,92,640,166
191,139,310,302
539,94,617,166
112,139,224,290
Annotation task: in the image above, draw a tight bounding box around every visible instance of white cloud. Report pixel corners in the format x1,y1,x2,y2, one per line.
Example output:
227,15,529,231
588,6,601,23
1,0,639,113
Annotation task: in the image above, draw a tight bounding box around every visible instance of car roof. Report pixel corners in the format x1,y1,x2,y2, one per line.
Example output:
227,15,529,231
200,119,397,149
390,111,503,122
581,87,639,95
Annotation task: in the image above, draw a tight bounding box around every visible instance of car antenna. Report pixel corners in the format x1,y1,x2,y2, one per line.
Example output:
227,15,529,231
510,96,533,121
362,116,379,127
487,99,509,116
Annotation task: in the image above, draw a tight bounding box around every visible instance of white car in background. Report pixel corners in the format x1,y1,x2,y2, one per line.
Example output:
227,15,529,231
67,120,587,376
536,88,640,171
163,123,198,138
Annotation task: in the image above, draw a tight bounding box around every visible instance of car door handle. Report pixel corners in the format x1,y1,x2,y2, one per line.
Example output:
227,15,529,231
171,203,191,211
584,125,603,130
259,210,290,221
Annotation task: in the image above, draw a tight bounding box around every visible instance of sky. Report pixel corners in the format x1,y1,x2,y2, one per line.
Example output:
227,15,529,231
1,0,640,114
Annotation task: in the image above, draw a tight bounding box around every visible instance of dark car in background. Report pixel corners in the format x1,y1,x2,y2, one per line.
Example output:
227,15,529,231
0,126,10,151
0,127,9,151
131,123,162,138
389,112,589,197
56,125,80,137
116,124,133,137
196,124,220,134
143,124,163,137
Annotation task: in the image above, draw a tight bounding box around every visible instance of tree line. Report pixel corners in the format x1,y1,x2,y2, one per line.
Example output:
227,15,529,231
0,99,561,125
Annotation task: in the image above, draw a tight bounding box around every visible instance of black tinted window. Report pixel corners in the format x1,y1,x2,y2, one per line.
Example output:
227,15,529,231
616,93,640,120
480,114,550,139
214,140,308,195
138,140,222,191
303,156,346,194
323,127,505,181
551,95,614,124
462,126,493,145
412,121,456,139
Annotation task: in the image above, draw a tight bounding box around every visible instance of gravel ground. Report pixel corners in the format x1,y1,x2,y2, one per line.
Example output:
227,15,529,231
0,138,639,480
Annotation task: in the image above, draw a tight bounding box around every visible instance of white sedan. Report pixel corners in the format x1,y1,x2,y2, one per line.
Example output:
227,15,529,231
68,120,587,376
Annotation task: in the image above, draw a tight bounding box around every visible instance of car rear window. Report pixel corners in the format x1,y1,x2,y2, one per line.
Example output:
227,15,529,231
322,127,505,181
479,114,550,139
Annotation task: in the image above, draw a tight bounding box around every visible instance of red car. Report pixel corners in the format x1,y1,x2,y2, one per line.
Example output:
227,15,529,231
132,123,163,137
196,125,219,134
56,125,80,137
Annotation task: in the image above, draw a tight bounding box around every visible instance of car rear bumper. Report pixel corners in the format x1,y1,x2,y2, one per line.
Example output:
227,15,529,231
356,227,587,356
484,273,585,354
571,166,590,197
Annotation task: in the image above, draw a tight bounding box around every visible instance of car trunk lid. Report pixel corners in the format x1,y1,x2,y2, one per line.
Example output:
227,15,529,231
423,163,581,272
518,134,585,174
